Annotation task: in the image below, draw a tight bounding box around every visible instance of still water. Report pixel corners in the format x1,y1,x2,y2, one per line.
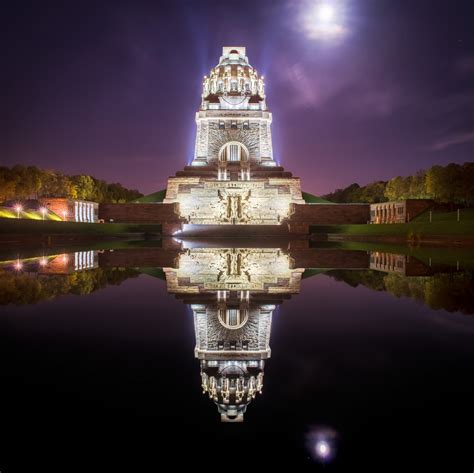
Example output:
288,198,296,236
0,240,473,470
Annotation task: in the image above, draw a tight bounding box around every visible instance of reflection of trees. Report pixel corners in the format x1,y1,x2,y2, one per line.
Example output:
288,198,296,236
328,270,474,315
0,268,140,305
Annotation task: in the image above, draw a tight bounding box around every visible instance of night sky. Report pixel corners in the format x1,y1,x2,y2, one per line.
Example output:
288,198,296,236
2,0,473,195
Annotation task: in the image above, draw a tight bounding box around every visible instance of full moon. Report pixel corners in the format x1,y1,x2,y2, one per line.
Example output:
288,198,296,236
317,4,335,23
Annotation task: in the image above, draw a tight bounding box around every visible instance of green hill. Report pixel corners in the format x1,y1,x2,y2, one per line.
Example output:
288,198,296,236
302,192,333,204
133,189,167,203
134,189,331,205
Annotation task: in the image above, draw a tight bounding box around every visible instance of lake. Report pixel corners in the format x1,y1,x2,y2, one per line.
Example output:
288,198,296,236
0,239,473,471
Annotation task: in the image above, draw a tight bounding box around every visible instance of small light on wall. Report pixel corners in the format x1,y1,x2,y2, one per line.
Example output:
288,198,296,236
14,204,23,218
40,207,48,220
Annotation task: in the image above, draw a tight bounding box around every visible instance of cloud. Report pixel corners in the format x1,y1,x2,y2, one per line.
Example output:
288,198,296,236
430,131,474,151
273,55,401,118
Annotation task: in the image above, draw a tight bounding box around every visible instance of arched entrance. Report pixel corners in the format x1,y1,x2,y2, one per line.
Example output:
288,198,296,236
218,308,248,330
218,141,249,162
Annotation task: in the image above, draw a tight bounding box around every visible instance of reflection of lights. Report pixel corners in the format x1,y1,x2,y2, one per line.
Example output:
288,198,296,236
62,210,68,221
62,255,69,264
306,426,338,463
14,260,23,271
172,230,182,235
39,257,48,267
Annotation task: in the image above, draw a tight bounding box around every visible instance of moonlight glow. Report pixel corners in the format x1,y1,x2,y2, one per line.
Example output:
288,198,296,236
300,1,347,40
306,426,338,463
316,440,331,458
317,4,335,23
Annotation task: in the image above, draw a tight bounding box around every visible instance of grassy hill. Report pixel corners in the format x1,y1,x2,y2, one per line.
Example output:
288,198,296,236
133,189,331,205
133,189,167,203
302,192,333,204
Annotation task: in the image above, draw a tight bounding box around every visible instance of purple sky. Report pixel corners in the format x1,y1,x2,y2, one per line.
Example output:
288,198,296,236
2,0,473,195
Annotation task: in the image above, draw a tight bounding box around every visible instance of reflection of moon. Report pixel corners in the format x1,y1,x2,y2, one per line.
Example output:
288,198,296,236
315,440,330,458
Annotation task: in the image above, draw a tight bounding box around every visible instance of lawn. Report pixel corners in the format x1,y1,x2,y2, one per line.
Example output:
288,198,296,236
412,208,474,223
0,206,62,221
311,209,474,238
311,220,474,236
0,218,162,235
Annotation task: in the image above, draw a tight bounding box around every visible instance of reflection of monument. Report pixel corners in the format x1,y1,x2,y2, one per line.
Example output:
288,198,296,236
163,47,305,226
164,247,304,421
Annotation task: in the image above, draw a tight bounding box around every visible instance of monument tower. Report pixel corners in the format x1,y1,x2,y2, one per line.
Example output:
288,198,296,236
164,47,305,226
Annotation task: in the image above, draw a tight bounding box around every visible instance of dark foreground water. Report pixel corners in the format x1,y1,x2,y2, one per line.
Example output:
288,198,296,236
0,240,473,471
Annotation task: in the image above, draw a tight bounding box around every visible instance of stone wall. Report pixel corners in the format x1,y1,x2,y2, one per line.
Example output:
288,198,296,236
206,120,266,162
98,203,183,235
164,177,305,225
288,203,370,225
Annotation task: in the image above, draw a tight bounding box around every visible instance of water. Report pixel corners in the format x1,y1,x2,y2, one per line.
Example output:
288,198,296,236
0,240,473,471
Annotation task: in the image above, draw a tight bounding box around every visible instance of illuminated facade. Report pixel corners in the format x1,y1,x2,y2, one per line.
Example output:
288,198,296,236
164,47,305,225
163,247,304,421
40,198,99,223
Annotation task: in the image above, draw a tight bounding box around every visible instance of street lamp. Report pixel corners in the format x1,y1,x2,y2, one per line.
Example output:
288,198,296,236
14,204,22,219
40,207,47,220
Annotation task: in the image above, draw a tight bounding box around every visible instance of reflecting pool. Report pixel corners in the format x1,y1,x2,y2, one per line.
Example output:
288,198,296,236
0,240,473,470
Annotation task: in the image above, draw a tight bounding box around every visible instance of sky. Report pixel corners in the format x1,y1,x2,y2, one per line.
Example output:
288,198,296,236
2,0,473,195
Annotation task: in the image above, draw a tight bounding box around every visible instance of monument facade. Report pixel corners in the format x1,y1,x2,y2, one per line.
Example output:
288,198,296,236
164,47,305,225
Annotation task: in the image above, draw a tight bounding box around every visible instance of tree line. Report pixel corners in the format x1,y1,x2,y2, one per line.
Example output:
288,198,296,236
0,267,140,305
322,162,474,205
328,269,474,315
0,165,143,203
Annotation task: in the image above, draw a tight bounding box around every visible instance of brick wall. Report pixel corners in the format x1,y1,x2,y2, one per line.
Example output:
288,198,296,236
288,203,370,225
290,249,370,269
405,199,434,222
99,203,182,224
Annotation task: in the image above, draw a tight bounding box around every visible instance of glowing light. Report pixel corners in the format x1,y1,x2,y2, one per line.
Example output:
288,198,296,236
306,426,338,463
317,4,334,23
62,255,69,264
315,440,330,459
14,259,23,271
62,210,68,221
40,207,47,220
39,257,48,267
301,1,347,41
14,204,23,218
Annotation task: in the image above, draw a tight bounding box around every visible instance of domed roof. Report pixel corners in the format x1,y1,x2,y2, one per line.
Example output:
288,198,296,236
201,46,267,110
200,359,264,422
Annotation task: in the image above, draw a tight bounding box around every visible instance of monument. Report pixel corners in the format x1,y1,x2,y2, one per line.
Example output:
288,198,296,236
164,47,306,226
